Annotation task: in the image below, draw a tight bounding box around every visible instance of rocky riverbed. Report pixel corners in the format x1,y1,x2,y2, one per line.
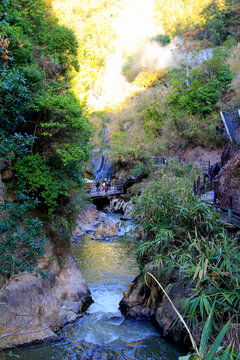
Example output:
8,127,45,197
72,204,191,347
72,202,135,241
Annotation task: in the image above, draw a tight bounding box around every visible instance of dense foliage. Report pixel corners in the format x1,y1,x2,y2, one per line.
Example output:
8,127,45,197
0,0,91,276
0,193,46,278
132,161,240,355
0,0,239,353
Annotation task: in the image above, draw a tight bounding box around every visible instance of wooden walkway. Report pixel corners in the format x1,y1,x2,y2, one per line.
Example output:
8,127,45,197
193,170,240,229
87,185,124,199
204,201,240,229
86,171,146,199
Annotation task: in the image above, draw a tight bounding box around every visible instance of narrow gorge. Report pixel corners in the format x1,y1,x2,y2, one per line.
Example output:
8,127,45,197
1,0,240,359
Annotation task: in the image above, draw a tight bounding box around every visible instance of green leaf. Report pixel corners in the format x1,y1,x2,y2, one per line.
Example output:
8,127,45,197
199,304,214,357
219,346,231,360
178,355,196,360
205,320,231,360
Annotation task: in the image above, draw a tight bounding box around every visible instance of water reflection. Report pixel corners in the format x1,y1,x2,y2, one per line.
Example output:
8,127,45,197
1,232,185,359
72,238,138,283
65,237,184,359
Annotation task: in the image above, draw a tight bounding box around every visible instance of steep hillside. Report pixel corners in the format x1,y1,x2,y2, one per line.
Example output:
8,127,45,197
0,0,92,348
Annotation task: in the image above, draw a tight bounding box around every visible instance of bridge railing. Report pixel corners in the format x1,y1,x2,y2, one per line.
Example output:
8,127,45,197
87,185,124,198
220,109,240,145
116,171,145,188
204,200,240,229
193,170,240,229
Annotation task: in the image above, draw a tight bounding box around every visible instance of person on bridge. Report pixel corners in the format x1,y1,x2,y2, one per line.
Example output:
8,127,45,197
105,181,108,192
106,178,111,192
212,162,221,179
96,180,100,192
102,181,106,191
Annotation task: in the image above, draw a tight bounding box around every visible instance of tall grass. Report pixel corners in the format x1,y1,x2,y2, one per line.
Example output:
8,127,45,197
146,273,235,360
132,160,240,352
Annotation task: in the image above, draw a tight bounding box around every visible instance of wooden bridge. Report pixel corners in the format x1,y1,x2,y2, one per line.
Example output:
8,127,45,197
87,171,145,199
87,185,124,199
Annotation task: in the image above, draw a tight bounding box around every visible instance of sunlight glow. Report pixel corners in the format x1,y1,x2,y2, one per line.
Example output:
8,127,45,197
87,0,173,110
114,0,158,52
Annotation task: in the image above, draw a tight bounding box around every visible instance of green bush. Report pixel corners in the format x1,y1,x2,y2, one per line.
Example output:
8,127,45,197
168,48,233,116
130,161,151,176
133,161,240,335
35,91,91,165
0,193,46,277
46,23,78,70
14,154,68,214
0,133,34,161
0,68,31,132
151,34,171,46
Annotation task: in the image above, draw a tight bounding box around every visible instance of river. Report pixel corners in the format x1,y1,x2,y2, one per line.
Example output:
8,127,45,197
1,213,185,360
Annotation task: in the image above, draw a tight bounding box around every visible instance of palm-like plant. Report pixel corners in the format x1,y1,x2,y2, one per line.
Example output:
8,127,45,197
145,273,236,360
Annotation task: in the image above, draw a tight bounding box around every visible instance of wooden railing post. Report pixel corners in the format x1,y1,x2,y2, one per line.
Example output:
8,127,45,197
228,208,232,222
197,176,200,190
193,180,196,195
213,191,216,204
229,195,233,209
208,161,211,179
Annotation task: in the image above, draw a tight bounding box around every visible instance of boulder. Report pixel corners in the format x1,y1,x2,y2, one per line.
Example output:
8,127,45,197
0,243,92,349
72,204,104,239
94,221,119,238
119,265,192,345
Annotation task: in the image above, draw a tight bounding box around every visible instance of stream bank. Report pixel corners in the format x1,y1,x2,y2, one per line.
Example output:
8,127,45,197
120,265,192,345
0,245,92,350
1,209,185,359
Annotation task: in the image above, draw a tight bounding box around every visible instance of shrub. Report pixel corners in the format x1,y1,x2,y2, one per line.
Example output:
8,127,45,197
14,154,68,214
0,193,46,277
151,34,171,46
133,161,240,335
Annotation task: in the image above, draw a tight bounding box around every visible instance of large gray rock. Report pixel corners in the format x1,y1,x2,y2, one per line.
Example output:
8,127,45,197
72,204,104,239
119,265,192,344
214,149,240,212
0,245,92,349
72,204,121,240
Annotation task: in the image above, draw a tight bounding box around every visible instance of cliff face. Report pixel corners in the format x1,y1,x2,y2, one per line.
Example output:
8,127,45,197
0,159,93,349
214,147,240,212
0,239,92,349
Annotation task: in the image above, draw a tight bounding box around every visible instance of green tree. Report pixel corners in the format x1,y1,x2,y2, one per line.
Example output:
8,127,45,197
0,0,91,276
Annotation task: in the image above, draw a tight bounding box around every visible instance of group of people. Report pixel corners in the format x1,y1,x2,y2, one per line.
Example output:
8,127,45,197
95,178,111,193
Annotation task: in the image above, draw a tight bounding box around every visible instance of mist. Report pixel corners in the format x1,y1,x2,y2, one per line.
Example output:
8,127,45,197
87,0,212,110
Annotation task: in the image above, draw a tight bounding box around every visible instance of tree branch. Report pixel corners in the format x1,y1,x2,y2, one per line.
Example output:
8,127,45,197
0,317,48,340
0,303,36,317
0,303,49,343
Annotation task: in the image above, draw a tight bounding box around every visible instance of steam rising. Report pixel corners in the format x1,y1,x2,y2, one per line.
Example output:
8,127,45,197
88,0,176,110
114,0,158,52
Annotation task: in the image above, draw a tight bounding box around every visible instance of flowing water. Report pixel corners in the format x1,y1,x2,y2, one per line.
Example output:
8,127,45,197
1,214,185,360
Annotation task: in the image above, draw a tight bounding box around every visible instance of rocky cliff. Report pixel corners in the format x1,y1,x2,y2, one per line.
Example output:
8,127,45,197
214,145,240,211
0,240,92,349
119,264,192,345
